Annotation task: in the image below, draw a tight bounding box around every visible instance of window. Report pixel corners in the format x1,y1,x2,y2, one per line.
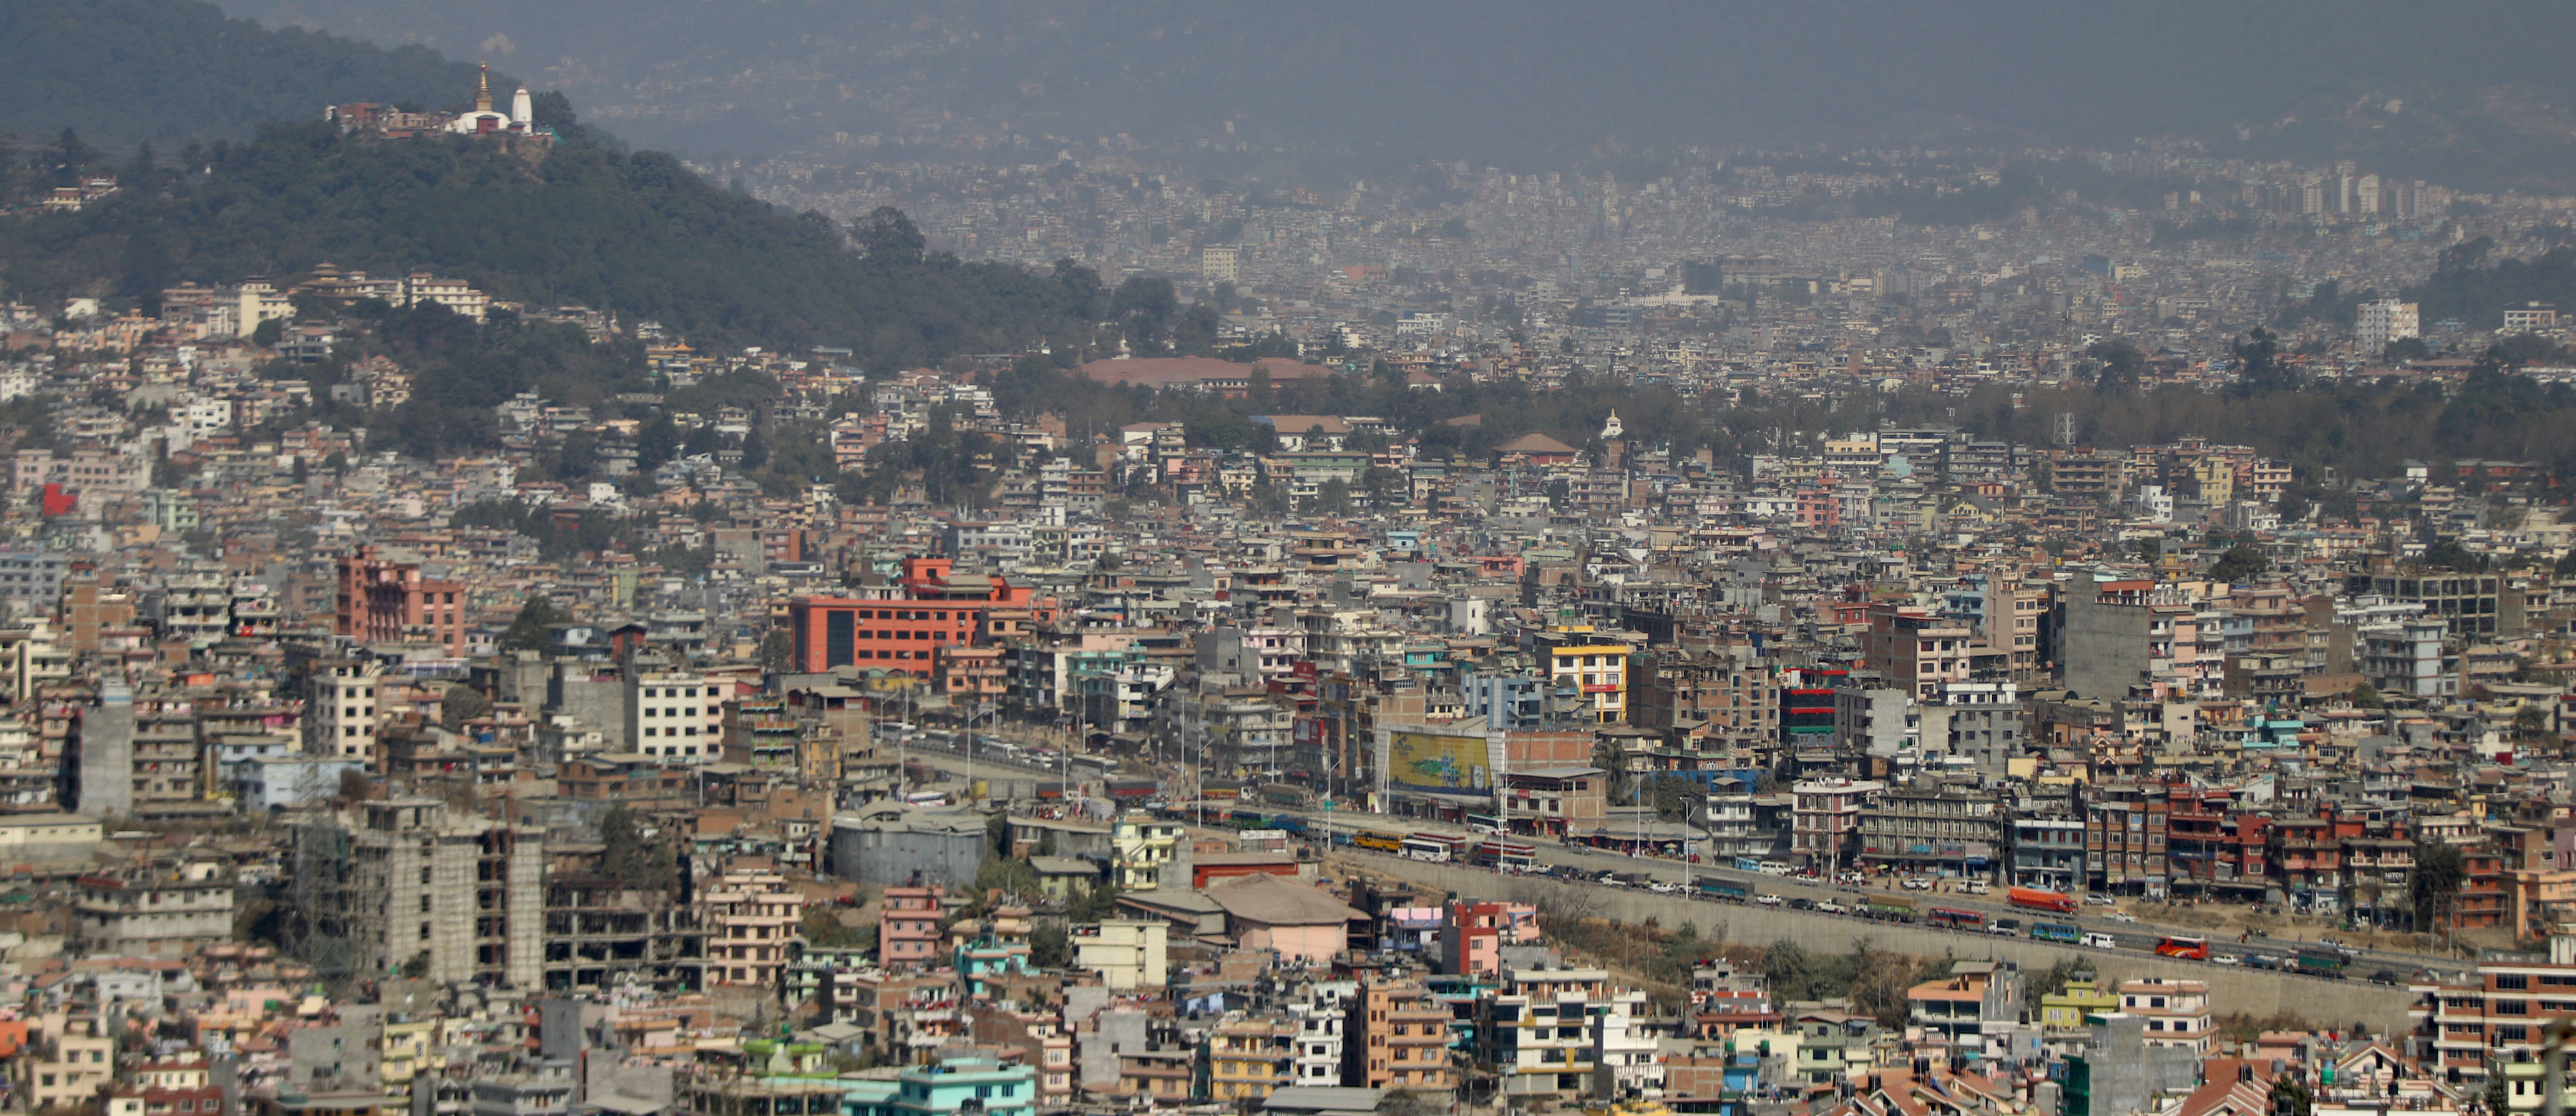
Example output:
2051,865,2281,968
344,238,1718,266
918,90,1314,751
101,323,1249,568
826,610,854,667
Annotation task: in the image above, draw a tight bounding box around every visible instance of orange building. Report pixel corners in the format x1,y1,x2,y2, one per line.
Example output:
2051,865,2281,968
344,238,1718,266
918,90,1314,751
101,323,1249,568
785,557,1053,675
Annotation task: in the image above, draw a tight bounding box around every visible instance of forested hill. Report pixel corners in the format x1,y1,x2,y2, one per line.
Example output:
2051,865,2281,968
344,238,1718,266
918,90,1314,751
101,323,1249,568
1,0,489,155
0,121,1103,363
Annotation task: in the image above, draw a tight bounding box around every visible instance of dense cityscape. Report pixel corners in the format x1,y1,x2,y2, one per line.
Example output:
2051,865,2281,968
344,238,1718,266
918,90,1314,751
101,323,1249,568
13,8,2576,1116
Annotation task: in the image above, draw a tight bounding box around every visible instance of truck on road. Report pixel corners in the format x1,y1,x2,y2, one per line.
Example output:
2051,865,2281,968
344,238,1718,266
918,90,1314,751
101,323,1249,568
1699,879,1751,902
2295,950,2349,978
2008,886,2079,914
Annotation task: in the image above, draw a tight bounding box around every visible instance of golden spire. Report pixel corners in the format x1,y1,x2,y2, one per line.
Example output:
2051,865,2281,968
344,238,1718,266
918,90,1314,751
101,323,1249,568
474,63,493,112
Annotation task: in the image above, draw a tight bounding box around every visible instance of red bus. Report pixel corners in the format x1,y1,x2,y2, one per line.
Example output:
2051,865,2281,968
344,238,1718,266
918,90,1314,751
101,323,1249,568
2008,887,2079,914
1928,907,1984,929
2156,936,2210,960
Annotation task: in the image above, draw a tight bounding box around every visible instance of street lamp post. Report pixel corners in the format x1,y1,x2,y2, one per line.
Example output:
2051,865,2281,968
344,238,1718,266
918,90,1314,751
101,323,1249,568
963,702,999,802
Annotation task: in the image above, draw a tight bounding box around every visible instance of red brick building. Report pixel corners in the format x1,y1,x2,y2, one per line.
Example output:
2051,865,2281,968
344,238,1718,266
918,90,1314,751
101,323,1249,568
335,546,466,656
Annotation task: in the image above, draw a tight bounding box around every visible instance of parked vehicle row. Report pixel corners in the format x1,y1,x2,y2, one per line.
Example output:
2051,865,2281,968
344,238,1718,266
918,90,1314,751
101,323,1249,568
1311,814,2417,984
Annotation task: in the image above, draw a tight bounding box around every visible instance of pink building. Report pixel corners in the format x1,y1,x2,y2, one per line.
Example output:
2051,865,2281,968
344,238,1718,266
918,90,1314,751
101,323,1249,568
1440,899,1540,976
1205,875,1363,964
879,884,945,971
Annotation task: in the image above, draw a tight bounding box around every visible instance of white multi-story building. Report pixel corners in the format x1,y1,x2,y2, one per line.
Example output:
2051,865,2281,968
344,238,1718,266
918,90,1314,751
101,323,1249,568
307,658,383,760
1589,987,1665,1098
1285,982,1351,1085
2118,978,2215,1053
1201,244,1240,283
404,273,489,321
625,668,725,761
2356,299,2420,351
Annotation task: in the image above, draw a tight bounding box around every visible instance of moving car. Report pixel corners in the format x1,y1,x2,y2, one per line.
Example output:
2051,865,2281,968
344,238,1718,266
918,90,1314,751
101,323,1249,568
2210,954,2243,966
1755,894,1784,906
2104,910,2139,923
2083,893,2117,906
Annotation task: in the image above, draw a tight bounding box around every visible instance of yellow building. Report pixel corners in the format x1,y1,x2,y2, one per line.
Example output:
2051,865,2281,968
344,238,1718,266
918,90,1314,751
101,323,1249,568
379,1019,444,1085
2186,456,2235,504
1546,643,1632,723
1111,812,1182,891
1207,1018,1295,1102
2038,979,2119,1030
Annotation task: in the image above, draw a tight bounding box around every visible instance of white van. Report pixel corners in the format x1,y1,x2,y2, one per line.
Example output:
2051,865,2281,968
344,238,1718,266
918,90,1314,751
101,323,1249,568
2081,932,2119,950
1757,861,1792,876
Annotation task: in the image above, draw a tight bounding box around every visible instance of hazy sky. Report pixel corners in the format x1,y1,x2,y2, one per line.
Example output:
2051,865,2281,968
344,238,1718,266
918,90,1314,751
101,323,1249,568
211,1,2576,182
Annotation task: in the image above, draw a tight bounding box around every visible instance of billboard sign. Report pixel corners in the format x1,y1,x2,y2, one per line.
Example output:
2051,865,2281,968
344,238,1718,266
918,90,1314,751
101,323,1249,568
1380,727,1502,801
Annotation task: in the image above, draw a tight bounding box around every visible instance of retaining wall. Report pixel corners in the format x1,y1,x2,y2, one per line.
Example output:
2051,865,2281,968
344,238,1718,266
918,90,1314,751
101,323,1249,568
1341,855,2419,1034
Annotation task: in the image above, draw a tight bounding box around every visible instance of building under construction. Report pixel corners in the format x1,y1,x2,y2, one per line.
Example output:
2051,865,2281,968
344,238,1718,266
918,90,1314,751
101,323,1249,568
288,798,545,987
541,869,706,992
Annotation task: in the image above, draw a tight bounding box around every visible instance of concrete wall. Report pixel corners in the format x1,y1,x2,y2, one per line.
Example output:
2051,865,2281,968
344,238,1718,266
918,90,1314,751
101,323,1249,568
549,670,627,750
2062,589,2149,703
74,689,133,818
828,820,987,889
1345,856,2416,1034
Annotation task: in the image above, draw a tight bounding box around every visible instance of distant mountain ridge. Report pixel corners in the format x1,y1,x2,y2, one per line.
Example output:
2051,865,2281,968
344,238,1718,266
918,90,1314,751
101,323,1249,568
0,0,498,155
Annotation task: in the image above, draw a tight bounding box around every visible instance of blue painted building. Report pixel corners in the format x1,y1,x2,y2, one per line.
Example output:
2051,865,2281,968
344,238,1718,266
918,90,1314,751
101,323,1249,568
840,1057,1036,1116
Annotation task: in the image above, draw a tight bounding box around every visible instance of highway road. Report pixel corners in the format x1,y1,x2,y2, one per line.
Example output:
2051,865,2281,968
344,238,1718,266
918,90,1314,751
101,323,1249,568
884,728,1096,780
1270,807,2452,983
871,743,2455,984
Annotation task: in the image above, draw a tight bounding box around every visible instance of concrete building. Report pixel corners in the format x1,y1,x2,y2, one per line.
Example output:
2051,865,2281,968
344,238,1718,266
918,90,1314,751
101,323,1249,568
69,681,134,818
700,867,803,987
2356,299,2419,351
1477,966,1614,1100
625,665,725,762
1905,960,2024,1044
1790,778,1884,872
827,803,990,889
2114,979,2215,1053
336,547,467,657
1284,983,1350,1087
1854,783,2003,878
1589,988,1664,1100
306,658,383,762
1111,811,1185,891
1543,641,1631,724
73,858,235,956
1348,979,1455,1092
2060,577,2156,703
879,884,945,972
1070,919,1168,990
1205,874,1365,964
293,798,545,987
2361,617,2454,700
1208,1017,1297,1103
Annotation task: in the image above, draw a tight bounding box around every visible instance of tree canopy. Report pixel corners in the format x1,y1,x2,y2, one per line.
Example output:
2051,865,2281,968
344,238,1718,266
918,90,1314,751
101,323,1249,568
0,0,487,155
0,120,1108,362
